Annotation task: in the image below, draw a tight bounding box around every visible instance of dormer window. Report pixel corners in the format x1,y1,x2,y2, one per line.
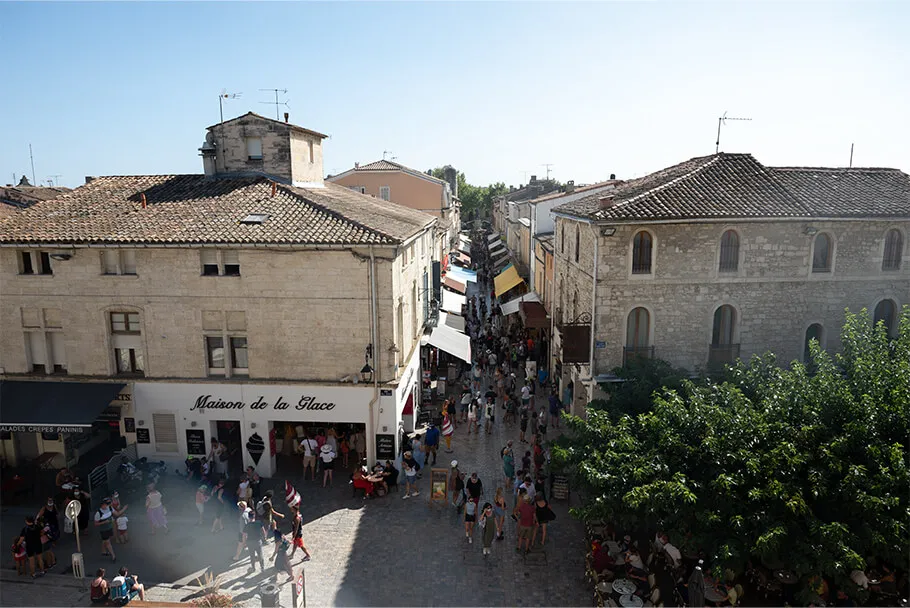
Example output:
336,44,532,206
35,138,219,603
246,137,263,161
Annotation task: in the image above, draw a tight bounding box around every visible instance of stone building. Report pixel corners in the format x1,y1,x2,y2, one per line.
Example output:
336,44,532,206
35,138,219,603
0,113,437,473
550,153,909,416
327,159,460,261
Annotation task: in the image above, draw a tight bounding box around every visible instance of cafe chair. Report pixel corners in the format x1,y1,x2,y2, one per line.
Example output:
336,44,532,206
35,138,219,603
648,573,657,590
734,584,744,605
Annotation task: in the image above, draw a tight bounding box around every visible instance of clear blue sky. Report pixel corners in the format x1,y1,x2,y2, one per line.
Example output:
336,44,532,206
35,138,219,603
2,1,908,189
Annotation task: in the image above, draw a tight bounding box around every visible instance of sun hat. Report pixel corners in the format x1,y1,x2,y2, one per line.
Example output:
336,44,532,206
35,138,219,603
451,460,458,468
320,444,332,453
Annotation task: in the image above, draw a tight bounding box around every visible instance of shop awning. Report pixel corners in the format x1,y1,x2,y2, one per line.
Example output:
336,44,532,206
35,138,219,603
443,276,466,294
458,234,471,248
0,381,125,431
487,233,501,244
446,266,477,284
494,264,523,298
520,301,550,328
455,252,472,266
402,393,414,416
439,311,467,333
501,292,541,315
441,288,466,314
426,325,472,363
491,245,508,259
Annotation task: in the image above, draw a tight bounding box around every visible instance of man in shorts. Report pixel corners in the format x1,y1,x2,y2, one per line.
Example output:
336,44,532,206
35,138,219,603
299,433,318,481
513,493,536,554
93,498,117,563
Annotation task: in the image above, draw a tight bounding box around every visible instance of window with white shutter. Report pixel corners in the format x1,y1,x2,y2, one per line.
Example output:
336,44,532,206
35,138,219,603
48,332,66,373
246,138,263,160
152,413,178,452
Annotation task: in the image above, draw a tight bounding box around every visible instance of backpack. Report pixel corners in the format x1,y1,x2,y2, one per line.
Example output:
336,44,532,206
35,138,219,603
255,498,270,516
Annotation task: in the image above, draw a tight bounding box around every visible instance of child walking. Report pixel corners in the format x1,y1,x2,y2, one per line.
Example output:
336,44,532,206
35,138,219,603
116,515,129,543
288,505,312,562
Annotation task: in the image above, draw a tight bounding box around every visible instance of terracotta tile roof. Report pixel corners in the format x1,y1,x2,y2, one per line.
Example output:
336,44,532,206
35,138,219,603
554,153,910,221
338,159,448,185
0,185,72,208
0,175,435,246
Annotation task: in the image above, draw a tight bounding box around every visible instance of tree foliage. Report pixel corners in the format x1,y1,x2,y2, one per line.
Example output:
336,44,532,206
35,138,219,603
552,308,910,599
429,167,507,219
594,357,691,421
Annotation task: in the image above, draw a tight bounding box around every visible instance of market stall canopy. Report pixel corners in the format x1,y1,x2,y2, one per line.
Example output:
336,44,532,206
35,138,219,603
0,381,125,431
446,266,477,284
491,245,508,259
443,276,466,294
487,233,501,244
439,311,467,333
501,292,542,316
458,234,471,248
454,252,472,266
494,264,524,298
441,288,466,314
426,324,472,363
520,301,549,328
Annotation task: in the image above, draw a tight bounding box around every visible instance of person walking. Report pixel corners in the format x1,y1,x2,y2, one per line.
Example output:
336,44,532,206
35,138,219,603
145,483,168,535
480,503,496,555
17,516,45,578
532,494,556,547
513,493,536,554
93,497,117,563
243,510,265,574
449,461,463,508
210,477,226,533
467,397,479,435
109,492,128,544
463,496,477,543
519,401,530,443
209,438,228,480
548,389,562,429
401,451,420,499
299,432,318,481
483,395,495,433
442,411,455,452
411,433,425,476
465,471,484,510
36,498,60,545
232,501,252,561
195,484,209,526
502,443,515,489
424,423,440,465
288,505,312,562
493,488,507,540
319,444,336,488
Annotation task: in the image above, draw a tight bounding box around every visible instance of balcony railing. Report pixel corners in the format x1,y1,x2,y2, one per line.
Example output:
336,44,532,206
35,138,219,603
623,346,655,366
708,344,741,367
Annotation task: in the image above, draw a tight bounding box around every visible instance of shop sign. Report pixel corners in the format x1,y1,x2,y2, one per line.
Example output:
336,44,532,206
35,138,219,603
380,389,393,397
124,418,136,433
430,468,448,503
136,428,151,444
186,429,207,455
375,433,395,460
190,394,337,412
0,425,86,434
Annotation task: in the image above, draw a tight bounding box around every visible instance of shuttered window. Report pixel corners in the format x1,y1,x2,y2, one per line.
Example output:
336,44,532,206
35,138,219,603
719,230,739,272
152,413,178,452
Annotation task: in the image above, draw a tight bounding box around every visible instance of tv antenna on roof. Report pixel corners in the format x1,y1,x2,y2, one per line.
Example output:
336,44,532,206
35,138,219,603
715,111,752,153
382,150,398,161
259,88,289,121
48,175,62,187
541,164,554,180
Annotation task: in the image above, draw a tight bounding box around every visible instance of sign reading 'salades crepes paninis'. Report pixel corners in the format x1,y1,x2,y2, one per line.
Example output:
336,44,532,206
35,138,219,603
190,394,337,412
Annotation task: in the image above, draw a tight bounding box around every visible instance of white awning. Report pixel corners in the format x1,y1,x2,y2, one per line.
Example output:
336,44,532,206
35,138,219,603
459,234,471,247
427,325,472,363
487,233,501,243
501,292,541,316
491,245,508,259
446,266,477,284
440,288,466,314
438,311,466,333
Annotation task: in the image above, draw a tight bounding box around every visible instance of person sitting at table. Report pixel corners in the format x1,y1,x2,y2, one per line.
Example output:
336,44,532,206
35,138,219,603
381,460,398,490
352,466,378,498
55,467,74,488
625,546,646,572
593,541,617,573
869,565,897,595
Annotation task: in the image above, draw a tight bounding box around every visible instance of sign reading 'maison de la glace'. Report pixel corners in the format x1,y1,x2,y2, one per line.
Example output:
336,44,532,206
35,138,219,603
190,394,337,412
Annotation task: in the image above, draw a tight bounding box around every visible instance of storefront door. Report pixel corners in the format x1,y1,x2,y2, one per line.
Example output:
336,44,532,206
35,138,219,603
216,420,244,473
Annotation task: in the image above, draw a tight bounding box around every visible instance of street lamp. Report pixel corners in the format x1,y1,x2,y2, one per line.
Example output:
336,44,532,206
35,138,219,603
360,344,374,383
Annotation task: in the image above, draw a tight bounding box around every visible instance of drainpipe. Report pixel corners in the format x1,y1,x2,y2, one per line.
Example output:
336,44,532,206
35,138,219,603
367,245,380,463
588,226,599,382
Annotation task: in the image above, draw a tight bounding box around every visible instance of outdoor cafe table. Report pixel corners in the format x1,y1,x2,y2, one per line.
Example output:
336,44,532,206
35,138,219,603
705,586,729,603
619,594,644,608
775,570,799,585
613,579,638,595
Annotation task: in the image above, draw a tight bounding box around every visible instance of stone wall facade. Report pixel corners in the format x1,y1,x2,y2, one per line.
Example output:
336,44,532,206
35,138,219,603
552,217,909,375
0,233,434,385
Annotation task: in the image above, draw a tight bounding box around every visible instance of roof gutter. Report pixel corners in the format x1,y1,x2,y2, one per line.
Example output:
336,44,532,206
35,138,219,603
548,211,910,225
0,242,402,250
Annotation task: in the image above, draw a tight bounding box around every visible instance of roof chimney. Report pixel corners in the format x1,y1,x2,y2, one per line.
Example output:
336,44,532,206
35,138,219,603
354,162,360,169
609,173,616,180
284,112,289,123
140,193,147,209
598,195,615,209
565,180,575,193
271,181,277,197
85,176,97,185
530,175,537,183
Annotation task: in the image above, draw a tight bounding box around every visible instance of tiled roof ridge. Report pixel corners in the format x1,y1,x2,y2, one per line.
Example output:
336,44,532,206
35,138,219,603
206,111,329,139
353,159,448,185
619,154,725,207
773,165,903,173
281,183,400,243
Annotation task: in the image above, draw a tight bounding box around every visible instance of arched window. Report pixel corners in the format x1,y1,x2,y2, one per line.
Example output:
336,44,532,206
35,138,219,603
575,225,581,263
812,233,832,273
804,323,824,363
712,305,736,346
883,229,903,271
632,230,653,274
710,304,739,366
873,299,897,337
625,307,652,364
719,230,740,272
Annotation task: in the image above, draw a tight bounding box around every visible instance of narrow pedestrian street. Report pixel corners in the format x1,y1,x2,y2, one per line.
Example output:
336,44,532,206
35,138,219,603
1,248,589,607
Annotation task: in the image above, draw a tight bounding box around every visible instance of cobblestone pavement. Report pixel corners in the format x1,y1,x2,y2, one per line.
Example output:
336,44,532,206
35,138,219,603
1,279,589,607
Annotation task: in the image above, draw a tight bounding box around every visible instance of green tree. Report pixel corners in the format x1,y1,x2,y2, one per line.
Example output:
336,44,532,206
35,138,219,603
553,307,910,603
429,168,504,219
594,357,690,421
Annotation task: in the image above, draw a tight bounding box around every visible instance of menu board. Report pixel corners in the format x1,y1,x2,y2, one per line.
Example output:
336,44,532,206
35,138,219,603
136,428,151,444
123,418,136,433
186,429,207,455
551,474,569,500
375,434,395,460
430,467,448,502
